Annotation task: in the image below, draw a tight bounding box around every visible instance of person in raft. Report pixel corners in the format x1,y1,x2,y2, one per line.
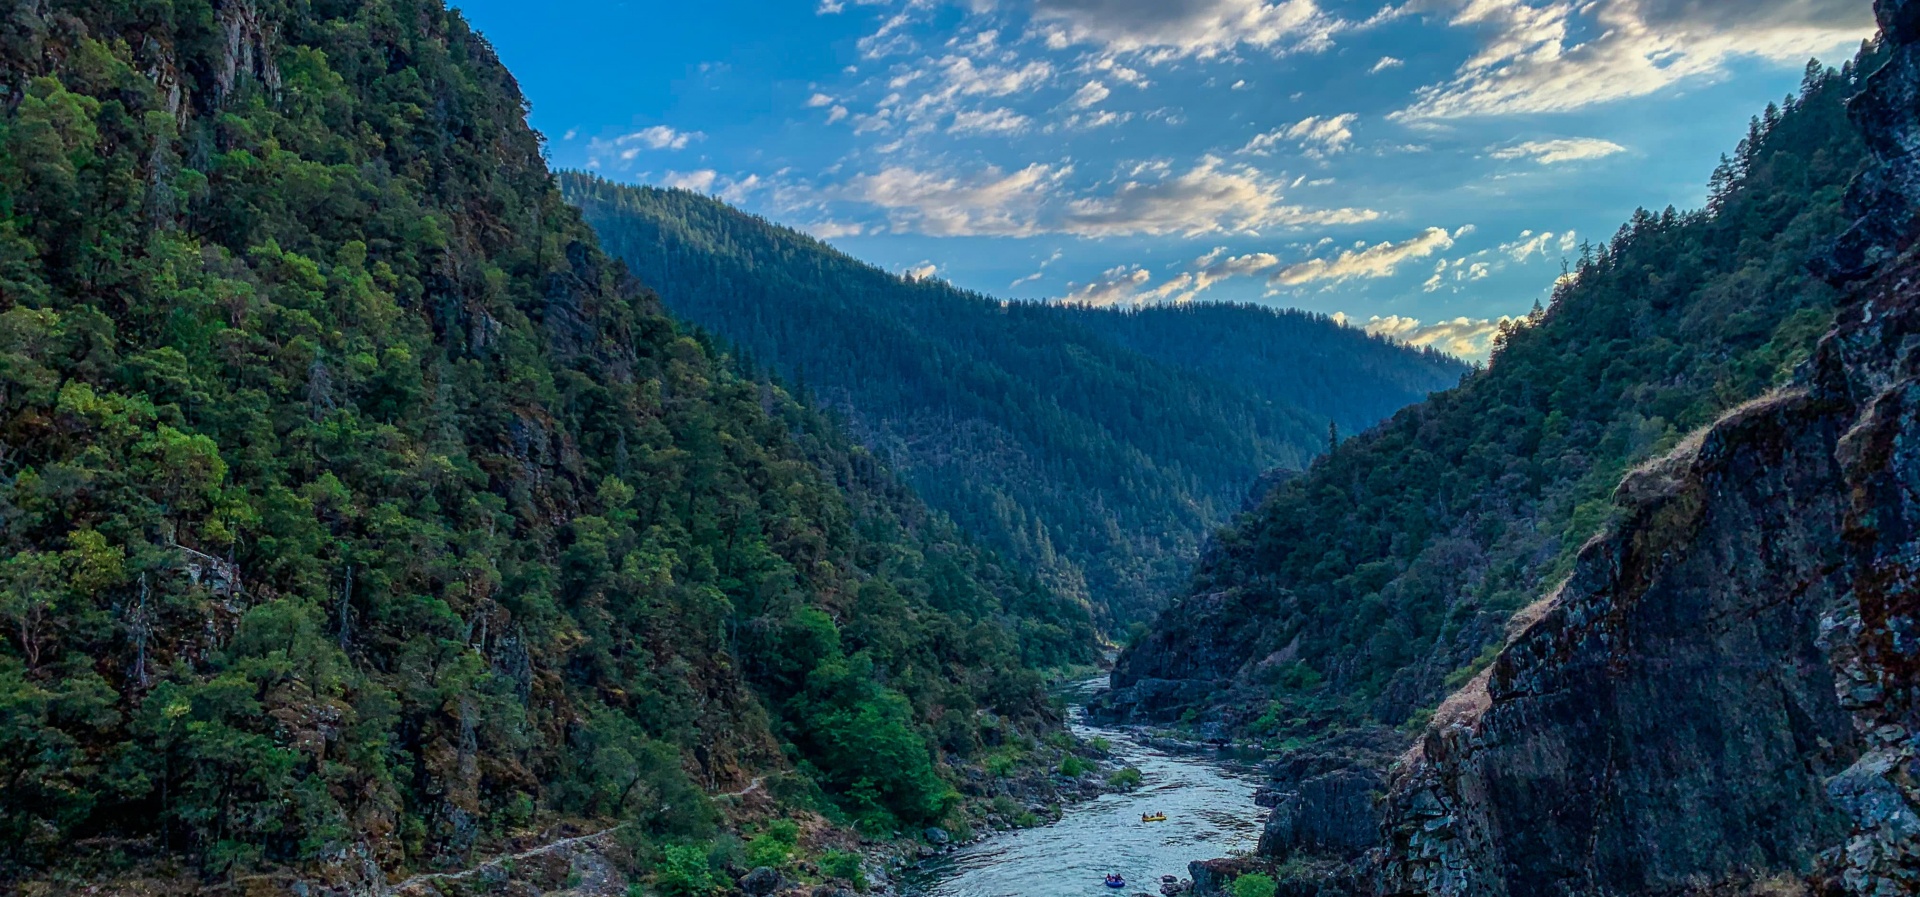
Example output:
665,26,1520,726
1106,874,1127,888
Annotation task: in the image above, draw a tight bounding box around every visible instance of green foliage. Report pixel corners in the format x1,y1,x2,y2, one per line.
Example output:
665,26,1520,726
1232,873,1279,897
653,844,724,897
820,849,867,890
562,176,1466,624
744,820,800,870
1106,767,1144,789
0,0,1093,883
1058,755,1093,777
1124,52,1875,731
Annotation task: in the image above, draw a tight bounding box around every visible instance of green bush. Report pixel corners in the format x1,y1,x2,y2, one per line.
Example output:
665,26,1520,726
820,849,867,890
1058,755,1093,777
1107,767,1143,789
1232,873,1278,897
745,820,800,869
654,844,723,897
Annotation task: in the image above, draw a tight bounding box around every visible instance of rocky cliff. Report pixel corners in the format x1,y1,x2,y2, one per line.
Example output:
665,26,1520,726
1370,5,1920,895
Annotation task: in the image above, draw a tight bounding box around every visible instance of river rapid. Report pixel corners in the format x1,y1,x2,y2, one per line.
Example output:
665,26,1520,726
906,680,1265,897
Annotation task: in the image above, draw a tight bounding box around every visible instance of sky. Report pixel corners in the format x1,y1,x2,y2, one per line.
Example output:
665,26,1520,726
448,0,1877,360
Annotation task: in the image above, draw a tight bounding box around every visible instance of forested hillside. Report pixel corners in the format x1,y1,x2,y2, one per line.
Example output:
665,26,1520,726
0,0,1094,889
561,178,1465,625
1106,55,1871,736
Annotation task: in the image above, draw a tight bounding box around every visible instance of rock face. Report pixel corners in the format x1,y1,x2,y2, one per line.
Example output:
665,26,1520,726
1370,6,1920,895
1260,768,1383,861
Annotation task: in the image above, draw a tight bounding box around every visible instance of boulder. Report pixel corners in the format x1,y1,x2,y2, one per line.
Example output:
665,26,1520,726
740,867,782,896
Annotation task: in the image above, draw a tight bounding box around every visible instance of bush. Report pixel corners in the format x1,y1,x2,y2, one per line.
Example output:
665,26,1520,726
1232,873,1278,897
1058,755,1093,777
654,844,723,897
745,820,800,870
820,849,867,890
1106,767,1143,789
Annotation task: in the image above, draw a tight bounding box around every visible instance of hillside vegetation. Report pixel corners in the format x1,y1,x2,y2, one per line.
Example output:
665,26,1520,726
562,178,1466,624
1110,55,1872,736
0,0,1094,887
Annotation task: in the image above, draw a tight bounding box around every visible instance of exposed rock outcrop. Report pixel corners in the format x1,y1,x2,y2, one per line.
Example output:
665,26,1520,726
1370,5,1920,895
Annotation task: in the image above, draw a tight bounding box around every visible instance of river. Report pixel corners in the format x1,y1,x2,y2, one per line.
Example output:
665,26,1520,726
906,679,1266,897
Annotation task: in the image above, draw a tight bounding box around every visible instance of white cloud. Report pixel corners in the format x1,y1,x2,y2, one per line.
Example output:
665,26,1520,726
861,54,1056,137
1068,80,1112,108
837,163,1069,237
949,107,1033,134
1500,229,1553,261
831,157,1377,238
1340,313,1514,360
807,92,837,107
1369,55,1404,73
1491,138,1628,164
804,220,865,239
1063,265,1156,305
1269,226,1457,287
1397,0,1875,120
905,261,940,280
1068,226,1457,306
620,125,703,151
1023,0,1348,61
1240,114,1359,157
663,169,720,192
1060,156,1378,237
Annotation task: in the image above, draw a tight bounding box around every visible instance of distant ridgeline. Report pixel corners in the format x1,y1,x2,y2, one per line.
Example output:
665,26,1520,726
560,175,1467,626
0,0,1097,888
1102,52,1871,736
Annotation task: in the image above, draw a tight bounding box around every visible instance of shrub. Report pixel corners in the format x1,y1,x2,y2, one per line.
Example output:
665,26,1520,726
820,849,867,890
745,820,800,869
1058,755,1093,777
1232,873,1278,897
1107,767,1143,789
654,844,723,897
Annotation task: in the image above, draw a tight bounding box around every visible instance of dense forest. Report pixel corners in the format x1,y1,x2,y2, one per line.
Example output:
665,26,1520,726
1111,54,1873,737
0,0,1097,889
561,179,1466,625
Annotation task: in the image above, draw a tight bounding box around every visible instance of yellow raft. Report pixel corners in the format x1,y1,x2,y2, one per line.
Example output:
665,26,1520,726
1141,813,1167,823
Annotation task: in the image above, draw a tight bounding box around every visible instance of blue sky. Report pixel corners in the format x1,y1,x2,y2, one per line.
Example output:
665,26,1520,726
450,0,1875,359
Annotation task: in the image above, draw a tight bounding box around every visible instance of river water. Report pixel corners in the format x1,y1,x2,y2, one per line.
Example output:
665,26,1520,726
907,680,1265,897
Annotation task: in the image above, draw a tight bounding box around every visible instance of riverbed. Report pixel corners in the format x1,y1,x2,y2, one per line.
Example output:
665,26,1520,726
907,681,1265,897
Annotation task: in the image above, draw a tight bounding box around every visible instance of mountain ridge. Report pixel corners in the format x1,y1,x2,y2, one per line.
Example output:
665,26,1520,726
561,175,1467,625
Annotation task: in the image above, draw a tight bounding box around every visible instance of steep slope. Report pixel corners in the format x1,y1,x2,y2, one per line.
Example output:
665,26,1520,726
0,0,1093,890
1374,7,1920,893
1060,303,1465,442
560,177,1467,625
1103,53,1869,735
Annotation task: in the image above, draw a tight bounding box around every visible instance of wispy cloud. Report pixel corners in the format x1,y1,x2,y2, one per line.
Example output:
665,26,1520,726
1067,80,1112,108
1369,55,1404,73
1024,0,1349,62
1338,313,1514,360
1396,0,1873,120
620,125,704,151
1491,138,1628,164
1269,226,1460,287
1240,114,1359,158
827,156,1377,238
